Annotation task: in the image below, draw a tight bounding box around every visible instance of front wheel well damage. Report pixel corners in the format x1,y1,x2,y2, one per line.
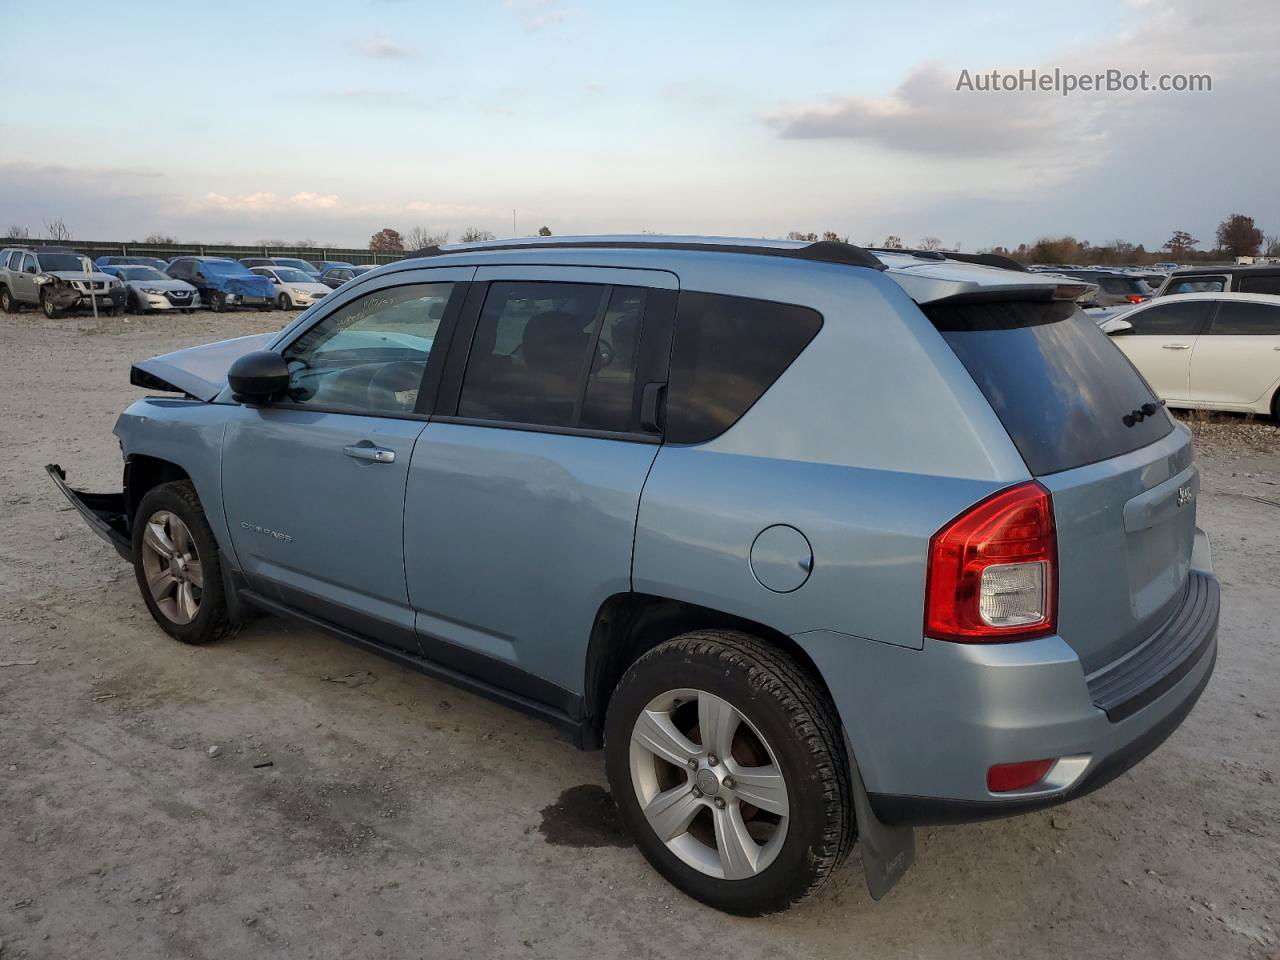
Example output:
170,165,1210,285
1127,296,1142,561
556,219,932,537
581,593,836,746
124,455,192,528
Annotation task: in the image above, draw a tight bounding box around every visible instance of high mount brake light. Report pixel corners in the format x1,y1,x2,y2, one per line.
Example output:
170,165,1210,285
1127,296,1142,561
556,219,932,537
924,481,1057,643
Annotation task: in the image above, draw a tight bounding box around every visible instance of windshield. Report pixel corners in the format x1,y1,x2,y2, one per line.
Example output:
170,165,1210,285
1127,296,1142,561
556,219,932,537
926,299,1174,476
121,267,169,281
273,268,312,283
202,260,255,277
354,265,376,274
39,253,90,272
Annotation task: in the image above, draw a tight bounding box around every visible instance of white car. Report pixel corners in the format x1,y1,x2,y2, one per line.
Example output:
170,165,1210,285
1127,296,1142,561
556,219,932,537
249,266,331,310
102,265,200,313
1106,292,1280,418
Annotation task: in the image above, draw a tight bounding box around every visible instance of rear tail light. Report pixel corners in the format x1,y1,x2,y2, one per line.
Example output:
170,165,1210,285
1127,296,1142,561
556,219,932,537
1125,294,1149,304
925,481,1057,642
987,759,1056,793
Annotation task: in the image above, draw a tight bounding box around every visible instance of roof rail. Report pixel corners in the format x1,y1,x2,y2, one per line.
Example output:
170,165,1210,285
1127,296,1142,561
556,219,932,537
406,236,886,271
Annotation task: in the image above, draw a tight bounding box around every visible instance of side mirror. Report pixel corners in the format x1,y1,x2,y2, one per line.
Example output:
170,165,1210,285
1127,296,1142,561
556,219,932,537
228,351,291,404
1101,318,1133,336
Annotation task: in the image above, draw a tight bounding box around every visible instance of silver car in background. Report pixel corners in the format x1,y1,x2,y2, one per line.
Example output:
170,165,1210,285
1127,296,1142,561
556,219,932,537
100,265,200,313
249,265,332,310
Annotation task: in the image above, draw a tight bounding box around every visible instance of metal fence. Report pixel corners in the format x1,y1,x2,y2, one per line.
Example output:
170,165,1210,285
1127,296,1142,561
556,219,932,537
0,237,408,265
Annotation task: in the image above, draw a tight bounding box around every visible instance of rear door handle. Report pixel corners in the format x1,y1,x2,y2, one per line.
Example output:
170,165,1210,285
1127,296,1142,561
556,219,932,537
1161,343,1191,350
343,443,396,463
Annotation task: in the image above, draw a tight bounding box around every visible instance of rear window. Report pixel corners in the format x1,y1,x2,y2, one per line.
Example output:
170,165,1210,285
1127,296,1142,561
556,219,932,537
1097,276,1145,295
665,292,823,444
926,299,1173,476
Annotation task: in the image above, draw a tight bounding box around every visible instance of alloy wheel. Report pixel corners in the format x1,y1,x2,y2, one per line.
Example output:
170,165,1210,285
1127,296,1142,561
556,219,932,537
139,510,204,625
629,688,789,880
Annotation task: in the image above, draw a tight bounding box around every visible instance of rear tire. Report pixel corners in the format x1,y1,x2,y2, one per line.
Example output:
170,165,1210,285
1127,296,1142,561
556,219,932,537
604,630,853,915
0,285,16,313
132,481,236,646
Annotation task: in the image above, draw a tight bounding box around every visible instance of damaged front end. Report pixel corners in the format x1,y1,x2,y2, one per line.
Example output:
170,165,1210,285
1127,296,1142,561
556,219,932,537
46,465,132,561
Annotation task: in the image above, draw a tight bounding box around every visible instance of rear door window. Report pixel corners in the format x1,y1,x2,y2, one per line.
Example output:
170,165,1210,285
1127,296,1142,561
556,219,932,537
1164,276,1226,294
1236,274,1280,296
1125,300,1213,336
665,292,823,444
1209,300,1280,335
926,300,1174,476
457,281,646,432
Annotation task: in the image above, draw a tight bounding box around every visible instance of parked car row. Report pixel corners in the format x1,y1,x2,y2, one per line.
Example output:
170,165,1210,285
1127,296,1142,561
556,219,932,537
0,245,396,317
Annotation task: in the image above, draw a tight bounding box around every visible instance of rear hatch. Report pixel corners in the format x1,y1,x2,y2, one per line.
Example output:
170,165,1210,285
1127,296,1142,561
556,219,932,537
923,297,1196,672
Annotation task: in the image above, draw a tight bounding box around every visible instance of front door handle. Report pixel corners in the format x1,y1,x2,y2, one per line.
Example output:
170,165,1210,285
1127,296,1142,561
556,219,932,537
1161,343,1192,350
343,443,396,464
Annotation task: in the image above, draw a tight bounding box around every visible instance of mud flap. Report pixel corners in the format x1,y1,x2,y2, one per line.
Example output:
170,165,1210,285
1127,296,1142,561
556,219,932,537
845,730,915,900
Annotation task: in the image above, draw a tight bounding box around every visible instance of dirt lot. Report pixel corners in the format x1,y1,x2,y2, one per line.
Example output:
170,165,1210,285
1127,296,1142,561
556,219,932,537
1,309,1277,960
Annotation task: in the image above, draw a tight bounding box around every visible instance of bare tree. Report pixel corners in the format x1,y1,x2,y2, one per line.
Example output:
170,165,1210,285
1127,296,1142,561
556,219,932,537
5,224,30,240
881,235,903,249
821,231,847,243
459,227,496,243
294,239,319,248
918,236,943,251
143,232,176,244
786,231,817,242
405,226,449,250
1264,234,1280,257
44,218,73,242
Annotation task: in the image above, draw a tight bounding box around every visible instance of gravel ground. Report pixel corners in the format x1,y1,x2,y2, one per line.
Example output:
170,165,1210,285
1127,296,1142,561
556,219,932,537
0,310,1277,960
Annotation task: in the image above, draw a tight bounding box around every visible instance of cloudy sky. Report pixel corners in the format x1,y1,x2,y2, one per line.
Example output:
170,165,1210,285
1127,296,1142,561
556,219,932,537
3,0,1277,251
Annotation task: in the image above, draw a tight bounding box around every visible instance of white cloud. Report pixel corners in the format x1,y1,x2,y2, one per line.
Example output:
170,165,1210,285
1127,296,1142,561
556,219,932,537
356,34,413,58
503,0,569,33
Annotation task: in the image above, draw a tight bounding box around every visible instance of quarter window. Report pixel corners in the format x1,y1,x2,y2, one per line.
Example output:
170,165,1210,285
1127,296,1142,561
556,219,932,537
458,281,646,432
1125,301,1212,336
665,292,823,444
1209,300,1280,335
282,283,455,415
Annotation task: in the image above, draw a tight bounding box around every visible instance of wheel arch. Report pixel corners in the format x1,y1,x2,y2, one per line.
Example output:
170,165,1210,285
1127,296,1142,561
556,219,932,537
125,454,192,527
581,592,836,744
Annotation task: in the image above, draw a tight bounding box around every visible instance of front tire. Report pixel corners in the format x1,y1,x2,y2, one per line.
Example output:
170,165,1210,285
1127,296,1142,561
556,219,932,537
132,481,236,645
604,630,853,915
210,292,226,313
40,290,61,319
278,293,292,310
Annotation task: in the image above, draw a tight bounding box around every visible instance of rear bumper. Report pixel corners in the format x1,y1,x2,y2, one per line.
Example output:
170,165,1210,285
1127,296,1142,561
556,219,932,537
46,464,132,562
795,528,1219,825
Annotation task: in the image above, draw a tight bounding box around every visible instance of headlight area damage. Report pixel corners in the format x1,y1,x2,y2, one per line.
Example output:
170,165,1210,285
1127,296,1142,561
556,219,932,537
34,273,126,312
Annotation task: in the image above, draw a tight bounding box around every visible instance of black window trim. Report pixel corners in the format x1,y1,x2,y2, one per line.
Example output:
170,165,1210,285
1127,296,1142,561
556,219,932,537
435,277,676,442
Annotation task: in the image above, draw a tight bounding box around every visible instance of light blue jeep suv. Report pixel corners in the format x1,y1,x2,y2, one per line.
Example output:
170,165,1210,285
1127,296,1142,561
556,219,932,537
50,236,1218,915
